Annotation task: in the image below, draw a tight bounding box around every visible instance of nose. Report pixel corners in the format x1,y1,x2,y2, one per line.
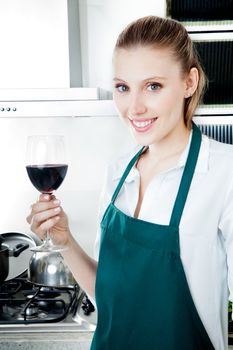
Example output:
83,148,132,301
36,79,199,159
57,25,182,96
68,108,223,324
128,92,147,117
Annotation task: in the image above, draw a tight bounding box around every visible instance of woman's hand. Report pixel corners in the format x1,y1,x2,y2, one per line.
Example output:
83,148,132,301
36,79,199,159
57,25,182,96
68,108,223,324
26,194,71,247
27,194,97,298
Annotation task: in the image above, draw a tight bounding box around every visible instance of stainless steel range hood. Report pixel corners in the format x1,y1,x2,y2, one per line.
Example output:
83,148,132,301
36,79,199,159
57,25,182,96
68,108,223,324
0,88,117,118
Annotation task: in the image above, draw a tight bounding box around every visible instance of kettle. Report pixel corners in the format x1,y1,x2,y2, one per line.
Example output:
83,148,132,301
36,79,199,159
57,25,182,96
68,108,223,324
28,249,76,288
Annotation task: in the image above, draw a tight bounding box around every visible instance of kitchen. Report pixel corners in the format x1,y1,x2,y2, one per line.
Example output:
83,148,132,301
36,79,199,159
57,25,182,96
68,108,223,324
0,0,233,349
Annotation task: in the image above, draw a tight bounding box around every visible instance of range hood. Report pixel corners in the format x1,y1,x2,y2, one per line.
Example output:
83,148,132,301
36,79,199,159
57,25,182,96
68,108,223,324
0,88,116,118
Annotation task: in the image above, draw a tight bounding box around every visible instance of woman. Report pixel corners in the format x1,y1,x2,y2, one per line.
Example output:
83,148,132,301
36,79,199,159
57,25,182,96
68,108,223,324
27,16,233,350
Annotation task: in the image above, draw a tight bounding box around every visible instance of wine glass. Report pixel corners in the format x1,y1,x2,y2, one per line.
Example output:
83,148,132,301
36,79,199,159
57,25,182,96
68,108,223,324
26,135,68,252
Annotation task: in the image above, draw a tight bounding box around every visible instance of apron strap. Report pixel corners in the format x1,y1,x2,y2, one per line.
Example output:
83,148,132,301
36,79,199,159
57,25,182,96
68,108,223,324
169,122,202,228
111,146,146,204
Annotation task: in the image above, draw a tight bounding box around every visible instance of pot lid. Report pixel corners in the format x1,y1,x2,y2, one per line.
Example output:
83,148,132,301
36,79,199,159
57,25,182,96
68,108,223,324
0,232,38,280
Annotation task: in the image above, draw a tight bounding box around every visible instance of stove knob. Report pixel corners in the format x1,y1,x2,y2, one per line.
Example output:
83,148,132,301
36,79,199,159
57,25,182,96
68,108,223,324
0,108,4,112
6,107,10,111
85,297,95,312
12,107,17,111
83,306,90,316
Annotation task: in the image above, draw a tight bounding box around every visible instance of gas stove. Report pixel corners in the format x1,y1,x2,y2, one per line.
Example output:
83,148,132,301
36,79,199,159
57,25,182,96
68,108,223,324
0,276,96,333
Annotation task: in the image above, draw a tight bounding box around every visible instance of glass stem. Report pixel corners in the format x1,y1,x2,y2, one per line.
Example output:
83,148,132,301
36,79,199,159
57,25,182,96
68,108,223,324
44,230,52,247
43,193,53,247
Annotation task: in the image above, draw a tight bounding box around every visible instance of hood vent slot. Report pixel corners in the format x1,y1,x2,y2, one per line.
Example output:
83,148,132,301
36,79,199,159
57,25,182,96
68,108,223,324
197,124,233,144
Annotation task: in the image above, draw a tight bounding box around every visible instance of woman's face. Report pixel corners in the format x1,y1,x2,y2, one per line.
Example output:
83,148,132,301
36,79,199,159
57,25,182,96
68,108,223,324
112,46,192,146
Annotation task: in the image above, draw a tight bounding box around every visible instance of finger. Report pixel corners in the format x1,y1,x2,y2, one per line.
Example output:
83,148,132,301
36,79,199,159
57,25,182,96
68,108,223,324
26,214,32,224
27,198,60,225
39,194,56,202
32,206,61,225
30,210,61,239
37,216,60,238
31,199,60,215
27,192,60,225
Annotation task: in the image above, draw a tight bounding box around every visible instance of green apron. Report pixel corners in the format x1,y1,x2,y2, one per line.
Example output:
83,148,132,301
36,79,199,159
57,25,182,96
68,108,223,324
91,123,215,350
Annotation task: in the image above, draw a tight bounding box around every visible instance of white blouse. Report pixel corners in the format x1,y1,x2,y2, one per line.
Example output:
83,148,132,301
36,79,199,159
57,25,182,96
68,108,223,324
94,131,233,350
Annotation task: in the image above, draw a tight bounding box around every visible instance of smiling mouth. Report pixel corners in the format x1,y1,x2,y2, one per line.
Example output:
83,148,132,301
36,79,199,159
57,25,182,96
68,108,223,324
129,117,158,132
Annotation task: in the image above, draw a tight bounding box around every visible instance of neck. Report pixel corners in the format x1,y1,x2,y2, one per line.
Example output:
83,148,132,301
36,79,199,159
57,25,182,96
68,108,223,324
147,122,191,162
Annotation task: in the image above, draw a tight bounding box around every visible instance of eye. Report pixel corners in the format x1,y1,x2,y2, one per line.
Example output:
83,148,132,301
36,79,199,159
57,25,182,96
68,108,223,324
114,84,129,93
147,83,161,91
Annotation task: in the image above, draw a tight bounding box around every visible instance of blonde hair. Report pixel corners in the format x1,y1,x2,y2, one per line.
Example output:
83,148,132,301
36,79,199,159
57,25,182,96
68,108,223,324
114,16,207,129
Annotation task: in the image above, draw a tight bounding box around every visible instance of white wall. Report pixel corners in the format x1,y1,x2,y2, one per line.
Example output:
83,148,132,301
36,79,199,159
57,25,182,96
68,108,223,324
0,0,70,88
79,0,166,90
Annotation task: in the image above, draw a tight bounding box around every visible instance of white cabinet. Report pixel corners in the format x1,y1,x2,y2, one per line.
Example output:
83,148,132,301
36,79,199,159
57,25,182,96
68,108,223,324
0,0,70,88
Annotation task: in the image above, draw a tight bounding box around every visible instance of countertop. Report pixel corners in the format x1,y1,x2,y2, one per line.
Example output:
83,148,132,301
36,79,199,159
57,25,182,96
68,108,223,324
1,332,233,350
0,332,93,350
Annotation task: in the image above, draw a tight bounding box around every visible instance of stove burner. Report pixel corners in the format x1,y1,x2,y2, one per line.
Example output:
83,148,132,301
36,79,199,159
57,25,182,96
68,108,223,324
0,277,79,324
20,307,48,321
24,303,39,317
38,287,61,299
0,280,22,297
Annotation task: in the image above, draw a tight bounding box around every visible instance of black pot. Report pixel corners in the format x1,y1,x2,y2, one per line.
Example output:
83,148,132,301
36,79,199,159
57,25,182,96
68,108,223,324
0,234,29,284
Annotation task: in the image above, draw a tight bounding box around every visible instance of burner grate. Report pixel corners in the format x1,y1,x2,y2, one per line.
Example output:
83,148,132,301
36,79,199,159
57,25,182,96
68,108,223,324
0,277,79,324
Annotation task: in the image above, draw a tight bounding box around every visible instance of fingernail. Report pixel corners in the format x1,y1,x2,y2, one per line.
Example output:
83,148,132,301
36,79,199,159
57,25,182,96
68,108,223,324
44,195,50,200
54,207,61,212
53,199,60,205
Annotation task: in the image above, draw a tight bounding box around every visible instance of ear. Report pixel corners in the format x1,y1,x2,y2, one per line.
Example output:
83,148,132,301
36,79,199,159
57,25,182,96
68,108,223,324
184,67,199,98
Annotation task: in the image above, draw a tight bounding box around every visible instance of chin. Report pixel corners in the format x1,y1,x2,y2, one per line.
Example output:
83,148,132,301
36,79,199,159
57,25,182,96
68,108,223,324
130,130,159,146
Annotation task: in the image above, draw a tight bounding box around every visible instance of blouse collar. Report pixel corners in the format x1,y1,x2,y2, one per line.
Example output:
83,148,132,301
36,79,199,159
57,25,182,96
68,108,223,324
112,131,210,182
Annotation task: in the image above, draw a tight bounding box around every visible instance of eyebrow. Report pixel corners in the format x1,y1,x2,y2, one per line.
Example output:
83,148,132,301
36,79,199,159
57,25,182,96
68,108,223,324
113,76,167,82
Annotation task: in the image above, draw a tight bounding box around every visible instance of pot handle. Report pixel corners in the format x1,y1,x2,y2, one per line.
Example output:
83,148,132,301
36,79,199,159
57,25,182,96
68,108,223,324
9,243,30,257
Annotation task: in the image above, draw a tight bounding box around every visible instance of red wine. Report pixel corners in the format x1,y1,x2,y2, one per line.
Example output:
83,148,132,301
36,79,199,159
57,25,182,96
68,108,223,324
26,164,68,194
